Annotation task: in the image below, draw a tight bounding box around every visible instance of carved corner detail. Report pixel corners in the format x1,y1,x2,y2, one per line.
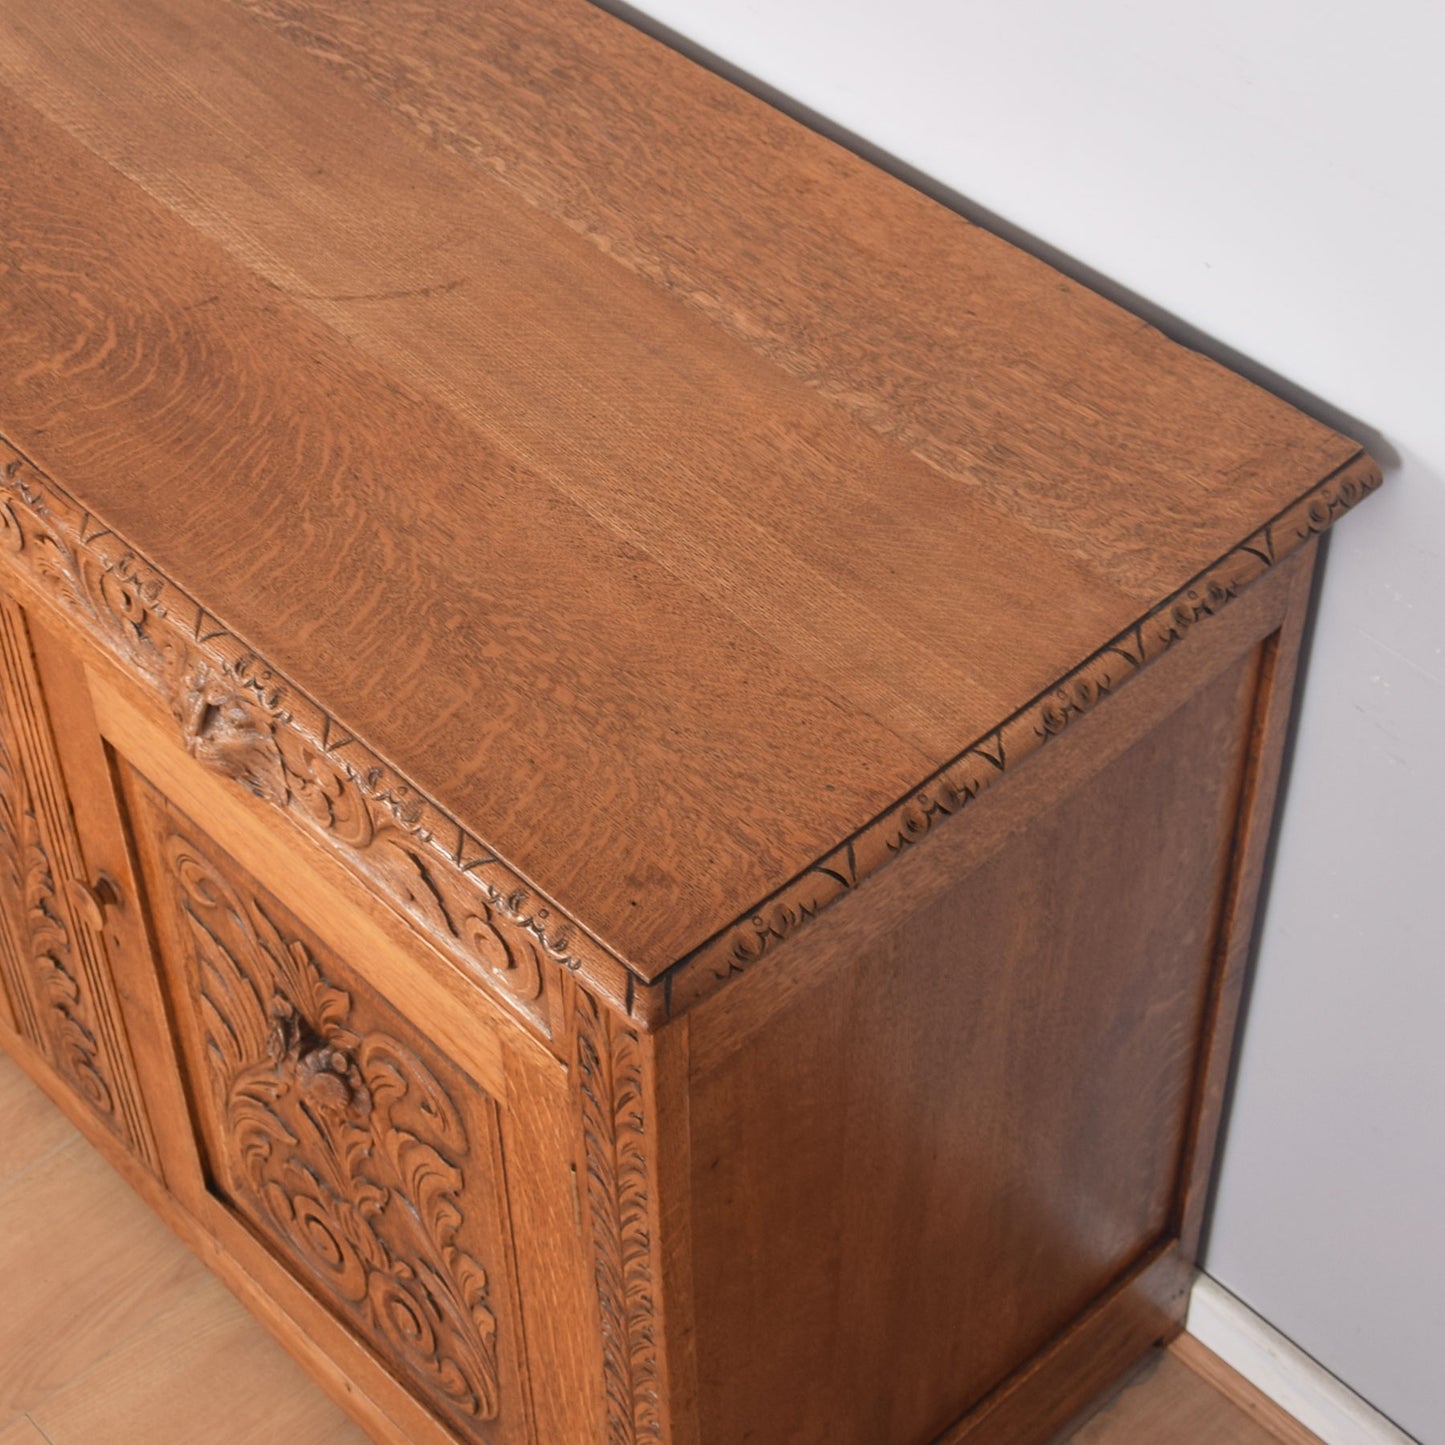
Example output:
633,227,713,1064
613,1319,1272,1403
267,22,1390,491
663,453,1383,1008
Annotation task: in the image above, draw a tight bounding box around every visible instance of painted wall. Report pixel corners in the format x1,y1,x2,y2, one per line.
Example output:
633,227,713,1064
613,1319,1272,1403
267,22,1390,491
614,1,1445,1437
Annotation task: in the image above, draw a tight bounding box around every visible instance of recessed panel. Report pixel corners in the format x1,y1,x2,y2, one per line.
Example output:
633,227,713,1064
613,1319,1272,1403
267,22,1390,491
127,770,524,1443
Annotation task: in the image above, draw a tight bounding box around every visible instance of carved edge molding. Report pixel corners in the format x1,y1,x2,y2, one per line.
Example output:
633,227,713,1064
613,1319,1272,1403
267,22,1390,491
662,450,1383,1012
574,987,663,1444
0,441,635,1032
0,437,1380,1027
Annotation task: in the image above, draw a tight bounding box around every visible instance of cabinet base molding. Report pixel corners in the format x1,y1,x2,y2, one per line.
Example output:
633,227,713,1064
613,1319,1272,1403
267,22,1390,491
935,1242,1191,1443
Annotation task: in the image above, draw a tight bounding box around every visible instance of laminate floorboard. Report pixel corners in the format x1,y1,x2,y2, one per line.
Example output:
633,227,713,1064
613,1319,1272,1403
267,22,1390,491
0,1417,50,1445
0,1049,1320,1445
0,1045,75,1180
1056,1338,1326,1445
0,1051,367,1445
0,1140,207,1419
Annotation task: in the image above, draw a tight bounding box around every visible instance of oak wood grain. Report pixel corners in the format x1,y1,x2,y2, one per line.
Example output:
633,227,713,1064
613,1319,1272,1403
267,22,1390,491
685,645,1263,1443
0,1,1386,1439
0,87,932,975
681,551,1308,1059
0,0,1378,979
230,0,1362,603
0,0,1141,746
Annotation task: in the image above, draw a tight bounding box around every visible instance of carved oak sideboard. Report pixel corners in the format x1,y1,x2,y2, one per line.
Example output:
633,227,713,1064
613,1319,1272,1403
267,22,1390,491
0,1,1380,1442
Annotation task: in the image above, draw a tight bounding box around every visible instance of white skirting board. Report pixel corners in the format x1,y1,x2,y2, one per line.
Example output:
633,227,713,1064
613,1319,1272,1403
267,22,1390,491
1186,1273,1421,1445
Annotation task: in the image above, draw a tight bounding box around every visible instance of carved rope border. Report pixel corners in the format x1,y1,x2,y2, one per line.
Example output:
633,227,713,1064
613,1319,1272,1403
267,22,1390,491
0,437,1380,1025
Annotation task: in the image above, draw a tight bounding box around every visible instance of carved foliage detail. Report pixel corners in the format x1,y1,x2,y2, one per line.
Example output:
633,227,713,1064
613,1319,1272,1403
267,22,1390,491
0,697,36,1039
0,601,129,1133
575,989,662,1444
160,827,502,1429
176,663,549,1014
0,452,560,1033
0,438,1382,1023
20,829,115,1115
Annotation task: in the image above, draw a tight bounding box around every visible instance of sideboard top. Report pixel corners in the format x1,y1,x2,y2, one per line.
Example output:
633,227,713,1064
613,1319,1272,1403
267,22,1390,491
0,0,1378,1002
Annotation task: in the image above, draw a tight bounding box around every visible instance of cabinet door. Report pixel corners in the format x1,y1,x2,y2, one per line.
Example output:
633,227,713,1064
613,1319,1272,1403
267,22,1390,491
0,595,158,1167
125,769,534,1442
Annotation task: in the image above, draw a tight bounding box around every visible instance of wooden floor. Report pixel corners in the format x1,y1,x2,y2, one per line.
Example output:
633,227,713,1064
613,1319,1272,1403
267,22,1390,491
1054,1337,1326,1445
0,1049,1319,1445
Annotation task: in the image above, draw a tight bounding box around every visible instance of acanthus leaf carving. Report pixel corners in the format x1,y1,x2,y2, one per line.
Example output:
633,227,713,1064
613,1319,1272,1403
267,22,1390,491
0,596,155,1160
574,987,662,1444
163,825,504,1430
17,820,114,1117
0,449,564,1033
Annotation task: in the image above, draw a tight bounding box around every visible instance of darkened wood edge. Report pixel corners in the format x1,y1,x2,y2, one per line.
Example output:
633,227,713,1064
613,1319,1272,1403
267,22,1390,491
931,1240,1192,1443
1173,544,1319,1258
0,436,1380,1028
685,553,1304,1078
662,450,1381,1011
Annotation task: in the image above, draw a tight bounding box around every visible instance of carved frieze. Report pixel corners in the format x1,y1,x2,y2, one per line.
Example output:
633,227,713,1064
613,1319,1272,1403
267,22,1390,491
0,437,1380,1025
155,817,507,1433
0,446,581,1036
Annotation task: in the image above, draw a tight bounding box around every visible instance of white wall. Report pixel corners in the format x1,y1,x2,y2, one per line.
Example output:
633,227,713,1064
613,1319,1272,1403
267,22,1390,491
616,1,1445,1438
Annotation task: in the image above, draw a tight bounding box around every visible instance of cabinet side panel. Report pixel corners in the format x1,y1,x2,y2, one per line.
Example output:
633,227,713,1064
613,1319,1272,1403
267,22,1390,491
686,644,1264,1445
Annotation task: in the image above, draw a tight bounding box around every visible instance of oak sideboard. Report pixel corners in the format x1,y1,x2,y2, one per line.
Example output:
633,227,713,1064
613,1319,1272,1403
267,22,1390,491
0,2,1380,1442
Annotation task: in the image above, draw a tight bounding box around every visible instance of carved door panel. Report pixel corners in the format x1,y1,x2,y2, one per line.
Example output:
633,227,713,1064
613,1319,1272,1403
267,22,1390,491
126,772,529,1443
0,595,158,1165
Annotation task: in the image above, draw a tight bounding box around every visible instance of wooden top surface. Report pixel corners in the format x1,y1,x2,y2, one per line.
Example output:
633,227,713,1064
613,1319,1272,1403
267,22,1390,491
0,0,1377,982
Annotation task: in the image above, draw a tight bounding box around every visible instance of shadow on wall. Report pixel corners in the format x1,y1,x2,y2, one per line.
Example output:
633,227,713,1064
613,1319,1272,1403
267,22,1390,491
591,0,1401,477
